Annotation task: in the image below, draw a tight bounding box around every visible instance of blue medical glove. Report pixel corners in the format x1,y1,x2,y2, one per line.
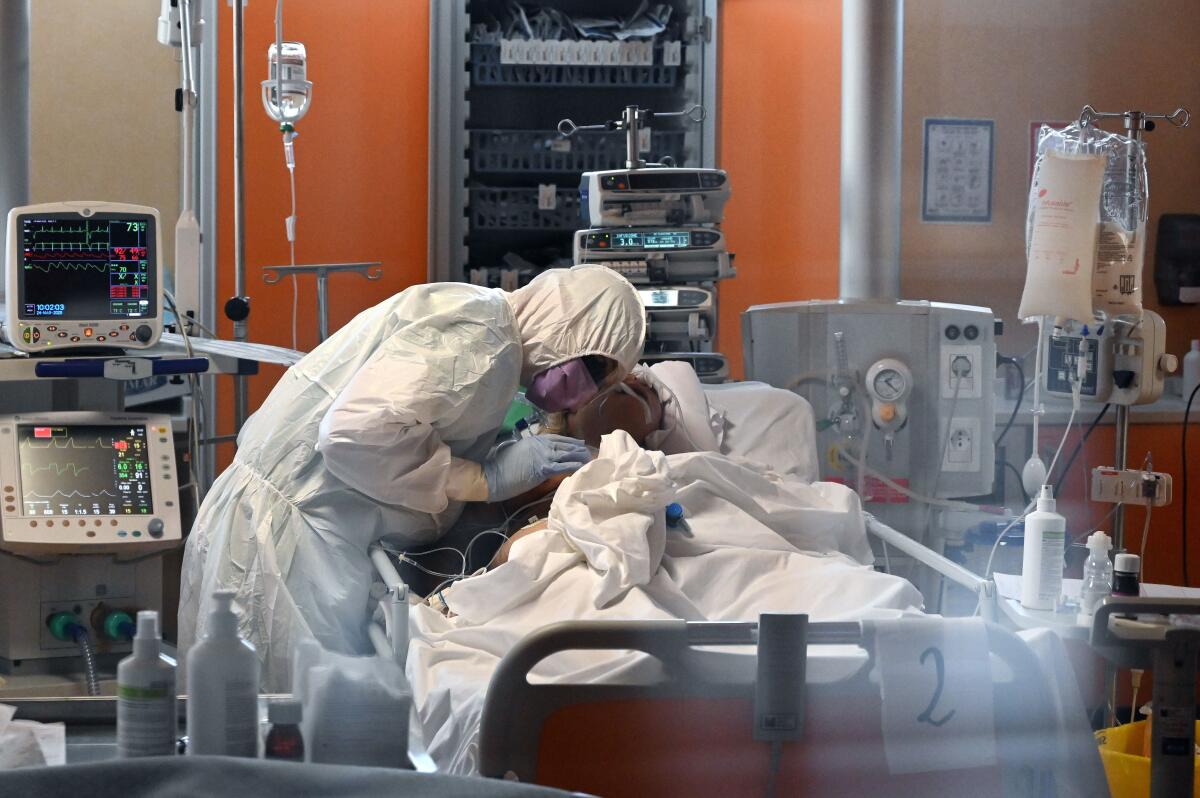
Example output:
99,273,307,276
482,434,591,502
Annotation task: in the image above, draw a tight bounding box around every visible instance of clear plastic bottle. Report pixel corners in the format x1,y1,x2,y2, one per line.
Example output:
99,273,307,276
1077,531,1114,623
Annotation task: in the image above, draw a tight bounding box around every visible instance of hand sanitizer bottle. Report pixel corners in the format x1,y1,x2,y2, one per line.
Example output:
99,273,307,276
186,591,260,756
1020,485,1066,610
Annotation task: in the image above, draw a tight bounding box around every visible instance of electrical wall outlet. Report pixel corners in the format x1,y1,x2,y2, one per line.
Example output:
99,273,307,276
940,345,983,399
941,417,981,473
1091,467,1173,507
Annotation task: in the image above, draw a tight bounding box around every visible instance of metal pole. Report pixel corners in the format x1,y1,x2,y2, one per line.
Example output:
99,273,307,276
623,105,640,170
0,0,30,289
232,0,249,428
316,270,329,343
1113,405,1130,549
839,0,903,300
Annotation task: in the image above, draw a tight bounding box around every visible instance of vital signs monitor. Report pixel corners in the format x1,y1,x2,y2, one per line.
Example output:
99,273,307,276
0,412,181,556
2,202,163,353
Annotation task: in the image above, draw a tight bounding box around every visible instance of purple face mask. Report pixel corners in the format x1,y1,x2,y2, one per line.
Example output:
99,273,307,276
526,359,599,413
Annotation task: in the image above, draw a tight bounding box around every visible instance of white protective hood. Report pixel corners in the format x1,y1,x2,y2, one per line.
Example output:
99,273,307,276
507,266,646,386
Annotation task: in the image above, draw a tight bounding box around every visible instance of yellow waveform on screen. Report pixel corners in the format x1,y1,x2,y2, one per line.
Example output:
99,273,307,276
21,436,114,450
21,462,90,476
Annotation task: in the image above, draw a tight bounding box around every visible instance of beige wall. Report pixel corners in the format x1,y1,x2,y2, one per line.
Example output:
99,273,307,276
29,0,180,277
901,0,1200,358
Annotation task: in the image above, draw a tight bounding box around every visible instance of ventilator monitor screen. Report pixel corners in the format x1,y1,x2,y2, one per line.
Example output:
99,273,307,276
18,424,153,516
18,213,157,320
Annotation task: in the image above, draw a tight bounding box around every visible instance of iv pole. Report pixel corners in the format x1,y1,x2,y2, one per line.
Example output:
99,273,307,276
1077,104,1191,730
1076,105,1190,554
228,0,250,430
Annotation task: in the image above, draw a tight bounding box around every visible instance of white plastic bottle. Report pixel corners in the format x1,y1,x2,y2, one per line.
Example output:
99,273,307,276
1020,485,1066,610
116,611,177,757
186,591,260,757
1077,530,1114,622
1183,339,1200,403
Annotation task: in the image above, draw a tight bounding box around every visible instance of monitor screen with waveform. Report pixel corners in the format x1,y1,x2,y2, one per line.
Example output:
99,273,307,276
18,424,154,517
18,213,157,321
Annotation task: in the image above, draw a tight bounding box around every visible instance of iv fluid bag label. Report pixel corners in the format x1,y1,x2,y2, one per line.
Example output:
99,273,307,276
117,682,175,757
1093,222,1145,317
1019,151,1106,323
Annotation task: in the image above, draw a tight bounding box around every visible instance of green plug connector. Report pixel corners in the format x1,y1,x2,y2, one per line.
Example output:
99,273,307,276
103,610,136,641
47,611,81,642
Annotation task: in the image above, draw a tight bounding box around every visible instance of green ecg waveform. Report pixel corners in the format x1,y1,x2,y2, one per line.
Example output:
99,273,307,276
24,262,109,273
21,462,90,476
29,221,112,245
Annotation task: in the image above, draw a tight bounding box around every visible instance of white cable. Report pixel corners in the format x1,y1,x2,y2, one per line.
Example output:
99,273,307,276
834,443,980,512
1045,399,1078,483
1139,504,1153,563
288,156,299,351
275,0,300,352
931,373,964,501
982,500,1037,580
1030,318,1045,456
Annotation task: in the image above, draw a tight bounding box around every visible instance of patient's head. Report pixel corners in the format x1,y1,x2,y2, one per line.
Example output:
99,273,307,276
564,374,664,448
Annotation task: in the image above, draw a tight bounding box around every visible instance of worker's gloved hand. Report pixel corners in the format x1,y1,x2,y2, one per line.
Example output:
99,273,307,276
482,434,591,502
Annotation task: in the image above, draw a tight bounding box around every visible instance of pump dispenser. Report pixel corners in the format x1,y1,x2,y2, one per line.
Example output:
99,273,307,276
116,611,177,757
186,590,260,757
1020,486,1067,610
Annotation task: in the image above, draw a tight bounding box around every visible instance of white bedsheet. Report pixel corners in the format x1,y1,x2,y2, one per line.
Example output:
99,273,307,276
407,432,924,774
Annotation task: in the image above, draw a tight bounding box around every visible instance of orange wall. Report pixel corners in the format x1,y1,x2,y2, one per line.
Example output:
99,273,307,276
717,0,842,378
211,0,839,432
214,0,430,461
1044,423,1200,587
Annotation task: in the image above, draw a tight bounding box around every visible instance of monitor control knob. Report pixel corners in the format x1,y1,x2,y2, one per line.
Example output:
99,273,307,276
147,518,164,538
134,325,154,343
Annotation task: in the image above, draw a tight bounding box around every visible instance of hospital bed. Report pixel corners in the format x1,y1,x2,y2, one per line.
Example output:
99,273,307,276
362,374,1102,791
475,617,1061,797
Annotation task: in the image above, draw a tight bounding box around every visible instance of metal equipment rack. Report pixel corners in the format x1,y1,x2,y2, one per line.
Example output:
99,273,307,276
428,0,720,286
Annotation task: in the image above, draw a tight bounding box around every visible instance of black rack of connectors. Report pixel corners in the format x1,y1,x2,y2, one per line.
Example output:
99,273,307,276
428,1,720,287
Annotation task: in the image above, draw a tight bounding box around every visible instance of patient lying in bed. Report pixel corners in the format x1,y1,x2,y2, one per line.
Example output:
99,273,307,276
434,362,825,578
406,367,925,773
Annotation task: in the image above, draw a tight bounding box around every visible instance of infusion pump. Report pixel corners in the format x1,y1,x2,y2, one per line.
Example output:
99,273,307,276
579,168,730,227
0,412,182,557
574,227,734,285
2,202,164,353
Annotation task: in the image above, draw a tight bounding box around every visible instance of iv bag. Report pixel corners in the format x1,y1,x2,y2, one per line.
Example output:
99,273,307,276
1023,122,1149,321
262,41,312,124
1094,132,1149,317
1018,149,1106,323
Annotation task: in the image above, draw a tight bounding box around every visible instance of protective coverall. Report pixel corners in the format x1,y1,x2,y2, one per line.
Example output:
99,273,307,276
178,267,645,689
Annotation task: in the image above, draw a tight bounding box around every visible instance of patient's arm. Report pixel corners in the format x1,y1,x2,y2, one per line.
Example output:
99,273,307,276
501,471,570,518
491,518,549,567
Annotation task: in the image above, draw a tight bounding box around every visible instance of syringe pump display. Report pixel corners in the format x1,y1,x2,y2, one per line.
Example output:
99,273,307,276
3,202,164,352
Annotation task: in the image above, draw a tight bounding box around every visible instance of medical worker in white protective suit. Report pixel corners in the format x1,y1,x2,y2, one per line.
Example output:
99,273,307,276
179,267,646,689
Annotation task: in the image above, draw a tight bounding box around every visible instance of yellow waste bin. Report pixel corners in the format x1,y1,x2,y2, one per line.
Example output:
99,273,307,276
1096,720,1200,798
